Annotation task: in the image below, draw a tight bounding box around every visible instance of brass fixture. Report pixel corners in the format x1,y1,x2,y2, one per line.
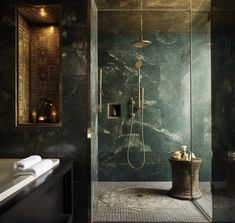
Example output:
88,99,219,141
38,100,57,123
87,128,92,139
132,0,152,48
127,57,146,169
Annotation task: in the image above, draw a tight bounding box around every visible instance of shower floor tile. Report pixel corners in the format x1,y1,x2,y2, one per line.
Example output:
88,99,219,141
93,182,211,223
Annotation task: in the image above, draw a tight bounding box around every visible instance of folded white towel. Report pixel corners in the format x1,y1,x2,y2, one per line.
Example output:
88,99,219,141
13,155,42,171
15,159,54,178
33,170,53,187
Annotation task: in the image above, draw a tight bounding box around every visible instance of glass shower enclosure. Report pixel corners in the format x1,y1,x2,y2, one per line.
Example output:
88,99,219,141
90,0,212,222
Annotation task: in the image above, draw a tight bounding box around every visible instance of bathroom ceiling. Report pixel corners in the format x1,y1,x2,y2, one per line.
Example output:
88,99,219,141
96,0,210,11
18,5,61,24
96,0,211,34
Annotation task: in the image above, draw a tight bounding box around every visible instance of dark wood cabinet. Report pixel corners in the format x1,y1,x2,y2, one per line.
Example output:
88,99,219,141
0,160,73,223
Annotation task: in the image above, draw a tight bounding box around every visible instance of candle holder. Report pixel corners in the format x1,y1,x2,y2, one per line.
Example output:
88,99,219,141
31,110,37,123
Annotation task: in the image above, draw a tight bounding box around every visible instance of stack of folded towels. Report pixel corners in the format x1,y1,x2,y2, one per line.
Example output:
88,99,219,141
13,155,54,178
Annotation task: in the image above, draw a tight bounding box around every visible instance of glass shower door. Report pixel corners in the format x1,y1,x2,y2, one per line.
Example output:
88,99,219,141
91,0,213,222
90,0,98,221
191,0,212,219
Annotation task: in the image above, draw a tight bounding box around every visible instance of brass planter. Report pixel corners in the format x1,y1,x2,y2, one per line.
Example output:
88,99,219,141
169,158,202,200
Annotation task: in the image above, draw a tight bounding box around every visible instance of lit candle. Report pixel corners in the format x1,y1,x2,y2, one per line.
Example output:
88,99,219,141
39,8,46,17
50,26,54,33
32,110,37,123
51,110,57,122
38,116,45,122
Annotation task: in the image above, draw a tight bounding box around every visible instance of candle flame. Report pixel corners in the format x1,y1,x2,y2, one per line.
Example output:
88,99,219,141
40,8,46,17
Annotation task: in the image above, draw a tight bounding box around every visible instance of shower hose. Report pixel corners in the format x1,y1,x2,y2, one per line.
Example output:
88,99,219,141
127,97,146,169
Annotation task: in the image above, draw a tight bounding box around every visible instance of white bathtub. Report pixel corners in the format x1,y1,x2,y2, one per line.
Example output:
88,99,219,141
0,158,59,202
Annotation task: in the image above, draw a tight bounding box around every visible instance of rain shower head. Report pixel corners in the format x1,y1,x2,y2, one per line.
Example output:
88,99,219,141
132,0,152,48
132,39,152,48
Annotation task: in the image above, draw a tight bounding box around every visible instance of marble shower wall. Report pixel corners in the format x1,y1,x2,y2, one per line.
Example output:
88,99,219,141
0,0,88,222
98,34,192,181
98,32,212,181
191,32,212,182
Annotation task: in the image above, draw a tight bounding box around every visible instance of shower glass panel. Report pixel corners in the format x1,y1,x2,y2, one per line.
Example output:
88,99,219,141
191,0,212,219
91,0,212,222
97,11,191,183
90,0,98,221
211,1,235,222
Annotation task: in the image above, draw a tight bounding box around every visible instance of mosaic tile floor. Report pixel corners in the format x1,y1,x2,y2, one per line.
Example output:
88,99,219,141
93,182,212,223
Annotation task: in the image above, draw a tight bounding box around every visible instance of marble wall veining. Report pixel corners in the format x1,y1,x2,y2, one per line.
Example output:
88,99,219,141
191,32,212,182
0,0,88,222
98,32,212,182
98,33,192,181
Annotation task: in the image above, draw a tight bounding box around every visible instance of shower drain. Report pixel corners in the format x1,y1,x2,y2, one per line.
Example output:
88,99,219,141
136,194,143,197
98,187,175,212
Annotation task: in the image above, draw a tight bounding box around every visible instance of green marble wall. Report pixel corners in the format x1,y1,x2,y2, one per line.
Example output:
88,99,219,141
98,34,191,181
98,33,211,181
191,32,212,182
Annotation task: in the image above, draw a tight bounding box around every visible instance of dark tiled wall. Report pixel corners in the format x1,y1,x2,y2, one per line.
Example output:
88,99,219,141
18,13,61,124
0,0,89,222
18,14,30,123
30,25,60,120
212,1,235,221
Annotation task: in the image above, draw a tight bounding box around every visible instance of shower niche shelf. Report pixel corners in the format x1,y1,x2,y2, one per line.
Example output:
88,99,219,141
108,104,121,119
16,5,62,127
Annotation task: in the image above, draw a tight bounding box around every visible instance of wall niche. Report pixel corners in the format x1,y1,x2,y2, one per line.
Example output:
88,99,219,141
16,5,61,126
